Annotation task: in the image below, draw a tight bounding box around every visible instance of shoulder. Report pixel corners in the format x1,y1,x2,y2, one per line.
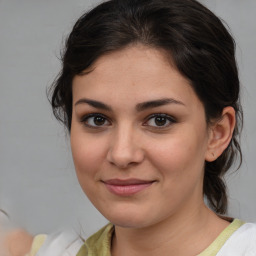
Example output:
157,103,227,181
217,221,256,256
85,223,114,248
27,224,114,256
80,223,114,255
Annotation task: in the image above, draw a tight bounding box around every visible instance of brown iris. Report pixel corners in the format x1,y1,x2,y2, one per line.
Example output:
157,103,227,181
154,116,167,126
94,116,106,126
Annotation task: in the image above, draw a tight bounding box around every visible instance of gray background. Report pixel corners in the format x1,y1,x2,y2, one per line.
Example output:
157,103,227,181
0,0,255,237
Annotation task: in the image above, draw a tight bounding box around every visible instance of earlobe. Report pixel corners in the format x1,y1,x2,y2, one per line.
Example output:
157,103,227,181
205,107,236,162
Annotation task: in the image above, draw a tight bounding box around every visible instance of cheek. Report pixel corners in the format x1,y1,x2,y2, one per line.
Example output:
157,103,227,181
70,132,109,203
70,128,107,181
147,129,208,180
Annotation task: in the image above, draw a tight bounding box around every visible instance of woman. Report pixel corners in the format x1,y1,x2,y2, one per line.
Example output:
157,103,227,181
25,0,256,255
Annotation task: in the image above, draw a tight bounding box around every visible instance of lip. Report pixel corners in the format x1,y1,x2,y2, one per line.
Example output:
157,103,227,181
102,179,155,196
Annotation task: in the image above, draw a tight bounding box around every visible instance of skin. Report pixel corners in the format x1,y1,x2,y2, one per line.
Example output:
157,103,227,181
71,44,235,256
1,229,33,256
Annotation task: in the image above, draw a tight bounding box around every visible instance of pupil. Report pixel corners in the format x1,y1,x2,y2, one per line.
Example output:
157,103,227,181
94,116,105,125
155,116,166,126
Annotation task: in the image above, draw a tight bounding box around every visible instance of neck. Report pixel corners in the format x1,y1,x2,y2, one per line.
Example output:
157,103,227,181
111,203,229,256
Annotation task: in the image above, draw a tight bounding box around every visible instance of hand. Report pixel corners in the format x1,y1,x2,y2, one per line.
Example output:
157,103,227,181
2,229,33,256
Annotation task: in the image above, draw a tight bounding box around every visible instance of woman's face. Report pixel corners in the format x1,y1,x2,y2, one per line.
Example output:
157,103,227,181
71,45,212,228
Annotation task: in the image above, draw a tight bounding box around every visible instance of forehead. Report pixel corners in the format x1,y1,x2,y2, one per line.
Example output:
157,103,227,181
72,45,201,110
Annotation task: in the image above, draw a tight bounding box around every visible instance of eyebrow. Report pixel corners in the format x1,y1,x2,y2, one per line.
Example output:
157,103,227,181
75,98,112,111
135,98,185,111
74,98,185,112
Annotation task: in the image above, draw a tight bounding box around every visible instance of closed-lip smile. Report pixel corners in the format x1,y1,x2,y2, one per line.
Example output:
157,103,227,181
102,179,155,196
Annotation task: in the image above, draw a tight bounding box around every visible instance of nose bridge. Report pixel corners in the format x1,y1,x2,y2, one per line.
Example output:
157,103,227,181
115,124,133,150
107,123,144,168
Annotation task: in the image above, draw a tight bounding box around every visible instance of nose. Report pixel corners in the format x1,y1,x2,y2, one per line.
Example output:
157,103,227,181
106,126,145,169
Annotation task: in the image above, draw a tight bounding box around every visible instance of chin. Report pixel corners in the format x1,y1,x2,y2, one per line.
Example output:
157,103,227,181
99,206,159,229
109,217,149,229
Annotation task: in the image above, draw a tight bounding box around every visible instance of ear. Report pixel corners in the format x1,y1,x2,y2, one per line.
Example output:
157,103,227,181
205,106,236,162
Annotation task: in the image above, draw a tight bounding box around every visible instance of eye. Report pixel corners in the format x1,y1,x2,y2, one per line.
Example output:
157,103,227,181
144,114,176,128
81,114,110,128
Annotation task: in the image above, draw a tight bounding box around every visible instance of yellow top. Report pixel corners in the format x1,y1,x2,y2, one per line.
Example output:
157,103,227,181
28,219,244,256
77,219,244,256
26,234,47,256
198,219,244,256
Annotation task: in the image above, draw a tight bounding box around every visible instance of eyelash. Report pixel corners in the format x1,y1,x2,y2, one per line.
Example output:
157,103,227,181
80,113,176,129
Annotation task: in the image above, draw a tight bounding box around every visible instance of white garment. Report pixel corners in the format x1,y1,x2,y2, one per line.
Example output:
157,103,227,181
217,222,256,256
36,230,83,256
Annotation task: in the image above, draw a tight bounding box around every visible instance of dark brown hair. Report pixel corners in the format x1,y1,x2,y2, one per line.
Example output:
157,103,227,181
49,0,243,214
